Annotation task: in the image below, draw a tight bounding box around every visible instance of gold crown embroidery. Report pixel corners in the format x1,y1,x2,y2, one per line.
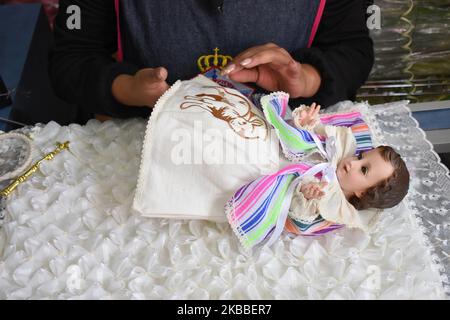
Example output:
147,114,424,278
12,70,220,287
197,47,233,72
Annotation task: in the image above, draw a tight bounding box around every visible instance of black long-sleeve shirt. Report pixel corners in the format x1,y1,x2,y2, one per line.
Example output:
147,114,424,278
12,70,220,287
49,0,374,122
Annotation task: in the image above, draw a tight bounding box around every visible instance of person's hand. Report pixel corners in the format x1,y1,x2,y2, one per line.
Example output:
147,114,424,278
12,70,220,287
112,67,170,107
300,181,327,200
221,43,321,98
293,102,321,128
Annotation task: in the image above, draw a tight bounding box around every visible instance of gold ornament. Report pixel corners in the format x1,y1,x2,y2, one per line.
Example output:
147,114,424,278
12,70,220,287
197,47,233,72
0,141,70,197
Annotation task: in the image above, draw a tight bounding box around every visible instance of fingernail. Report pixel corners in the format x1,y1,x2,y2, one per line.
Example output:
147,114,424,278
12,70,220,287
241,58,252,66
158,68,167,79
222,64,235,75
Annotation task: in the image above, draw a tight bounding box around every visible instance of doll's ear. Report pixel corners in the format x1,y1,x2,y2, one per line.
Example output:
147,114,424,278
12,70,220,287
355,190,365,199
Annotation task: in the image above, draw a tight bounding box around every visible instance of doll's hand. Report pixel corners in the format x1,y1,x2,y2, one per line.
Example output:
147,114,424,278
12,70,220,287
293,103,321,128
300,181,327,200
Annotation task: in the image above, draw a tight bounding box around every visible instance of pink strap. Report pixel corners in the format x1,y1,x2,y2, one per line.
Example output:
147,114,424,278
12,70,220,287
307,0,326,48
114,0,123,62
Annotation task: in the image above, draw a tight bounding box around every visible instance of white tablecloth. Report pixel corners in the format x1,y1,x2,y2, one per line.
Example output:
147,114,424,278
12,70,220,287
0,100,448,299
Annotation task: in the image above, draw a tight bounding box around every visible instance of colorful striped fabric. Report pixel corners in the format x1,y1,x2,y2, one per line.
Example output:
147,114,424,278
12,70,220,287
284,214,344,236
320,113,373,153
225,92,374,250
260,92,373,159
261,93,317,160
225,163,312,250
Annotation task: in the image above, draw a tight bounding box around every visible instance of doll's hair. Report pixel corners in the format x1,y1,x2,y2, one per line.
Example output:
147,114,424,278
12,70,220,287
349,146,410,210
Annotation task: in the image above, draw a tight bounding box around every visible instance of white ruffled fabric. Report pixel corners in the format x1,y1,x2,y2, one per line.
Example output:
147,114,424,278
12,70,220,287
0,102,447,299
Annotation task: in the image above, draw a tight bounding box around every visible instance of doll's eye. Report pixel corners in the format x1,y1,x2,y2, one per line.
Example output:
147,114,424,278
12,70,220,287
361,166,368,175
357,153,363,160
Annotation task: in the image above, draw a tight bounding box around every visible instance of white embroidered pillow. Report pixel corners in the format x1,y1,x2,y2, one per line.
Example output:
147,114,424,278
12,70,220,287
133,75,280,222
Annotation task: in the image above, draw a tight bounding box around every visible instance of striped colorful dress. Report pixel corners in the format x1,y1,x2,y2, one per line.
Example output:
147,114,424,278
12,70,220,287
225,92,374,251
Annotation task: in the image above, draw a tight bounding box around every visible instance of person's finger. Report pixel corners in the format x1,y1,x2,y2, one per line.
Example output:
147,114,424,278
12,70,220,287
232,43,279,65
140,67,168,84
221,43,278,75
155,67,168,81
228,68,259,83
220,63,236,75
285,60,302,79
236,47,292,70
225,46,292,76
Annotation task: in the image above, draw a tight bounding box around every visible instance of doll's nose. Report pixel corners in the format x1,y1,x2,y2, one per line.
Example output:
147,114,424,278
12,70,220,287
348,159,360,171
345,162,352,172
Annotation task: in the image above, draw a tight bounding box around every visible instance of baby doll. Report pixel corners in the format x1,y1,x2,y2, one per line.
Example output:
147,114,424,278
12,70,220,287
225,93,410,251
288,103,410,229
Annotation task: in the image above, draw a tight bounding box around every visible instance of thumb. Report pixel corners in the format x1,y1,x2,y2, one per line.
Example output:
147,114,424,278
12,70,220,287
141,67,168,83
155,67,168,81
228,68,258,83
286,60,302,79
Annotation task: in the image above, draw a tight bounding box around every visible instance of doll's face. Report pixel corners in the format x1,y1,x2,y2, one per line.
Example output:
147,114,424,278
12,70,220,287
336,147,394,199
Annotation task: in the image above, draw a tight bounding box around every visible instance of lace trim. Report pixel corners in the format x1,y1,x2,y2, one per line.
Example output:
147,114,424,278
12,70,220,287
322,99,450,296
371,100,450,297
0,133,34,183
224,200,253,254
132,80,182,212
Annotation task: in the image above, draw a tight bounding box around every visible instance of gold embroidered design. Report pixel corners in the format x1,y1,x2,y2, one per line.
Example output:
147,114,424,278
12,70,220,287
197,48,233,72
180,86,268,140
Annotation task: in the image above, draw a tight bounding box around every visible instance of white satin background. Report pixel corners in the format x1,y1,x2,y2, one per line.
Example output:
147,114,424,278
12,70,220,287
0,100,447,299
